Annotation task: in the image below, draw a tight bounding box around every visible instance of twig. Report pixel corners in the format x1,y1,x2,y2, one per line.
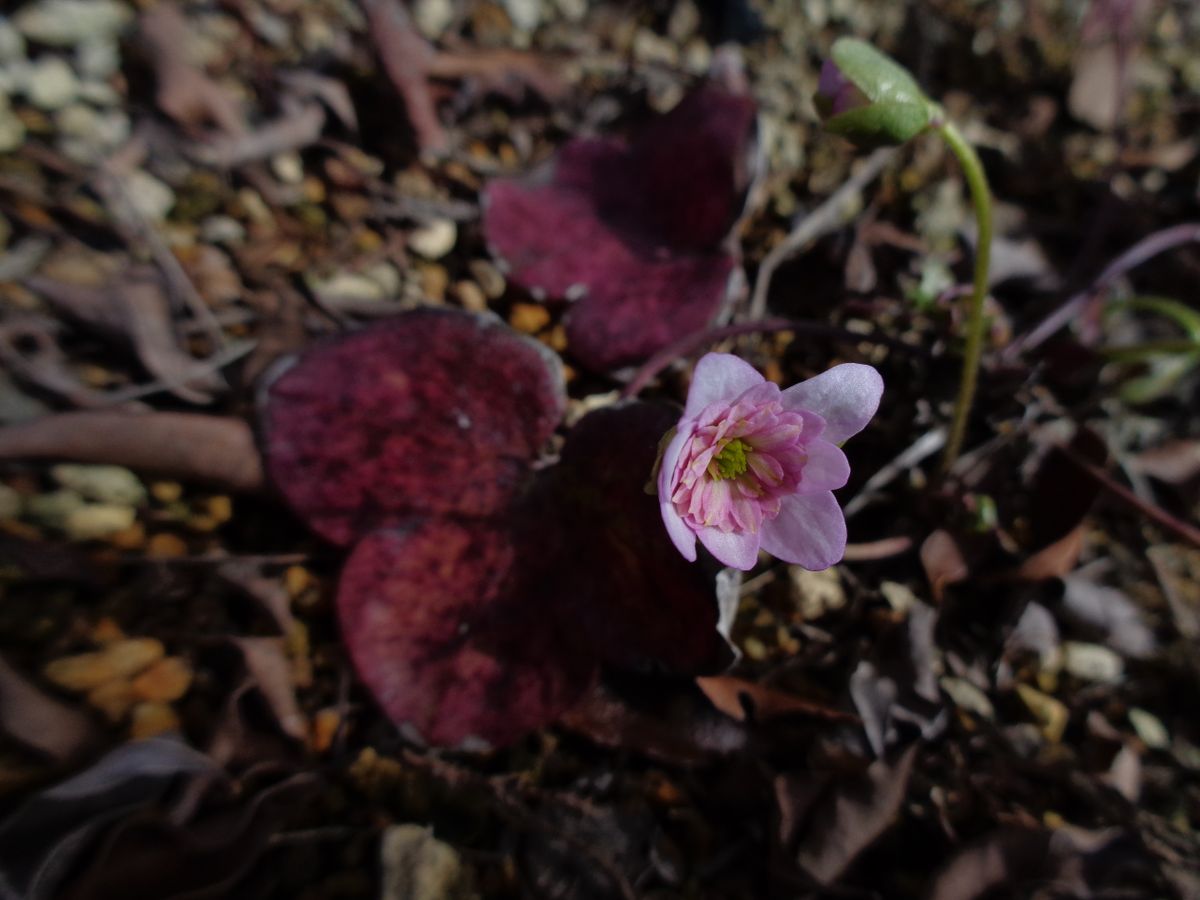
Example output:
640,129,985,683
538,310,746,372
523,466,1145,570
620,318,921,400
1059,445,1200,548
358,0,446,154
1005,222,1200,360
746,147,898,321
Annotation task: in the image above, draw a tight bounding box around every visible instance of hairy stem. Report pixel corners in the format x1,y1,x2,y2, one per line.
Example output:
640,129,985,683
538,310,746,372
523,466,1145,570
937,121,993,474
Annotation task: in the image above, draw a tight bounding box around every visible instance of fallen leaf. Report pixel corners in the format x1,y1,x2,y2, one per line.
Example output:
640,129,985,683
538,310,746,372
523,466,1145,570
696,675,855,724
0,412,264,493
919,530,968,603
1061,574,1157,659
27,274,225,403
260,309,565,546
1130,439,1200,484
0,653,96,763
139,4,246,135
484,84,757,371
0,737,220,900
229,638,308,743
779,743,918,884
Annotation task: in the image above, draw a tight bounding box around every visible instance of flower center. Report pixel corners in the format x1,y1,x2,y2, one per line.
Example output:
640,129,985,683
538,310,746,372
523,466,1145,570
711,438,749,480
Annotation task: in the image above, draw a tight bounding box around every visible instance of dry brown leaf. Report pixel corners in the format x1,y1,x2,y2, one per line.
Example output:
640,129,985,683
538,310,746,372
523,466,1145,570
27,274,224,403
229,637,308,742
695,675,855,724
0,653,96,763
0,412,263,492
780,743,919,884
1016,524,1085,581
1130,440,1200,485
140,4,246,135
920,530,968,603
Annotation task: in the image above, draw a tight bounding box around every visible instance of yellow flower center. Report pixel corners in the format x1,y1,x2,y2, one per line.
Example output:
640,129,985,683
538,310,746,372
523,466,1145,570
711,438,749,480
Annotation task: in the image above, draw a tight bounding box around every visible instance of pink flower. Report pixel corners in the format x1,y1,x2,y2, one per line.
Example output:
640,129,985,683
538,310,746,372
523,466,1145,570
658,353,883,571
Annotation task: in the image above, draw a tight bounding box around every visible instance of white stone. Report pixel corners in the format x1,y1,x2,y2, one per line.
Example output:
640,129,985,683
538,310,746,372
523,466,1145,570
75,39,120,80
407,219,457,259
26,55,78,110
0,101,24,153
15,0,132,47
413,0,454,39
1061,642,1124,685
124,170,175,223
51,464,146,505
0,17,26,64
64,503,136,541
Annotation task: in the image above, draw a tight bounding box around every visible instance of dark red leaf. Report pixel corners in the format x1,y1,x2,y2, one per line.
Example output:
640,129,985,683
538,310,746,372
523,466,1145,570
483,86,756,371
553,402,726,673
261,310,565,546
337,519,595,749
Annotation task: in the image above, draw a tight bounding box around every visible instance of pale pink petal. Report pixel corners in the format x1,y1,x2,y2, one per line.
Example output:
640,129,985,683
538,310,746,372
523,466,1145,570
797,440,850,493
696,526,761,570
780,364,883,444
684,353,764,418
658,425,697,561
758,492,847,570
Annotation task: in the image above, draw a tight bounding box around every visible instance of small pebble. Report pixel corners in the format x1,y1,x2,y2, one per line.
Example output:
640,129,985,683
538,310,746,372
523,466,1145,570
75,39,119,79
310,707,341,753
51,464,146,506
146,532,188,558
26,489,85,529
940,676,995,719
1128,707,1170,750
0,483,20,520
271,151,305,185
44,652,120,691
131,657,193,702
469,259,506,298
129,701,180,739
89,617,126,645
87,678,135,722
0,18,26,63
15,0,132,46
0,100,24,153
407,219,457,259
452,280,488,313
200,215,246,245
509,302,550,334
63,503,136,541
1062,642,1124,685
25,56,77,110
124,170,175,223
1016,683,1069,743
150,481,183,503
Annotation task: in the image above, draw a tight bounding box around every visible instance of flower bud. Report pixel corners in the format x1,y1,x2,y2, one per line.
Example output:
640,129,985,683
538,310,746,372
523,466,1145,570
816,38,937,147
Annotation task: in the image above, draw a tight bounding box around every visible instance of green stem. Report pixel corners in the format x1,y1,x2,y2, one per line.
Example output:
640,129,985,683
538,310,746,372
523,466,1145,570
937,120,993,474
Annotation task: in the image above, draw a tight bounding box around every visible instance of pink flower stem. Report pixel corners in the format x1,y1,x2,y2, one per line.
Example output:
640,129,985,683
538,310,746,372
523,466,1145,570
1005,223,1200,361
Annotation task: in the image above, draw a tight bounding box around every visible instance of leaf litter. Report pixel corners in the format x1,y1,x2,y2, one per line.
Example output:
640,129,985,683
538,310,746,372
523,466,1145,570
0,0,1198,895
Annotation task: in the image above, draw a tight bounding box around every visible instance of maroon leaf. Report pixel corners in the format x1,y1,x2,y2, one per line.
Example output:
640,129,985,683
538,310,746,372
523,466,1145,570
553,402,726,673
261,309,565,546
484,86,756,371
337,519,595,749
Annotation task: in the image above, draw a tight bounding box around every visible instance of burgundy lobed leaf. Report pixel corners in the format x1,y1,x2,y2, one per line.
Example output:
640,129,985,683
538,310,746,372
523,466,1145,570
337,518,595,749
260,309,565,546
552,401,727,673
335,402,724,748
483,85,757,371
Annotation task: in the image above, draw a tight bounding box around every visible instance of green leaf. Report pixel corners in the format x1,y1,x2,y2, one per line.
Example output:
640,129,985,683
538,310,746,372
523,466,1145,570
824,101,932,147
831,38,929,108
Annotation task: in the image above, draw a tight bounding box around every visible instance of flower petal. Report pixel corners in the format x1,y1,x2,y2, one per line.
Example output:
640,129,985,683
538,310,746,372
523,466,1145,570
658,425,698,561
780,363,883,444
684,353,764,419
798,440,850,493
696,526,762,570
759,492,847,570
